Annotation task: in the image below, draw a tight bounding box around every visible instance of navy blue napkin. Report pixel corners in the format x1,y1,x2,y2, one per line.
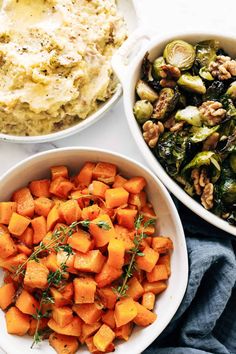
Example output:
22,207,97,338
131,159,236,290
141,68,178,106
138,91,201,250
144,203,236,354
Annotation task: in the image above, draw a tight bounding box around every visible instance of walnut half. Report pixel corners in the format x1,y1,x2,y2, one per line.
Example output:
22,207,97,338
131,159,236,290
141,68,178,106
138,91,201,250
199,101,226,126
209,55,236,80
201,183,214,210
142,120,164,148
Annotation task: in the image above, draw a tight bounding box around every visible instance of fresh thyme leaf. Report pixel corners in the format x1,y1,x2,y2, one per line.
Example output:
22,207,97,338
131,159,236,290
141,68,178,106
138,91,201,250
80,220,90,228
137,251,144,256
96,221,111,230
134,214,144,230
143,218,156,228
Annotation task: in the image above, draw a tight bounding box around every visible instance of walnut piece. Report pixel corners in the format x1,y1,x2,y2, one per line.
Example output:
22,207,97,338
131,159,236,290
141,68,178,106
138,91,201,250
142,120,164,148
191,168,202,195
199,168,210,188
202,132,220,151
159,64,181,88
170,121,185,132
199,101,226,126
201,183,214,210
209,55,236,80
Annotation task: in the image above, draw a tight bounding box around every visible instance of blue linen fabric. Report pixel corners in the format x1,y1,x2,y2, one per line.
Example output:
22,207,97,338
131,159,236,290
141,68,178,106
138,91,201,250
144,202,236,354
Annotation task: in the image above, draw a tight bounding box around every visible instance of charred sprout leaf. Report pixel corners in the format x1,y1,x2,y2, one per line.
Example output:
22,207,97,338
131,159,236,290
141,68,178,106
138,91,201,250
152,88,179,119
195,40,219,67
141,52,153,81
133,100,153,123
177,73,206,94
199,67,214,81
204,81,226,101
190,125,219,143
221,96,236,118
152,56,166,79
175,106,202,126
163,40,196,70
136,80,159,102
148,79,162,93
226,81,236,100
230,152,236,173
220,178,236,205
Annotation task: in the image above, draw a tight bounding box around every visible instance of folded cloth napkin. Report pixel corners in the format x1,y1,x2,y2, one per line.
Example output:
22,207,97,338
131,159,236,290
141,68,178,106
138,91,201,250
144,202,236,354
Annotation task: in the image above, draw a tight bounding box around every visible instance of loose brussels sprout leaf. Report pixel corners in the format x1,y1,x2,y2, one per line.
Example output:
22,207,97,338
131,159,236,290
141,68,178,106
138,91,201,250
136,80,158,102
141,52,153,81
177,73,206,94
152,88,180,120
195,40,219,67
220,178,236,205
152,56,166,79
175,106,202,126
226,81,236,100
199,67,214,81
182,151,221,183
190,125,219,143
163,40,196,70
230,152,236,173
221,96,236,119
204,81,226,101
133,100,153,124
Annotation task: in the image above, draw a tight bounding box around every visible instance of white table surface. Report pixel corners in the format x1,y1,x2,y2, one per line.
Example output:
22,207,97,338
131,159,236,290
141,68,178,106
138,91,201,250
0,1,235,353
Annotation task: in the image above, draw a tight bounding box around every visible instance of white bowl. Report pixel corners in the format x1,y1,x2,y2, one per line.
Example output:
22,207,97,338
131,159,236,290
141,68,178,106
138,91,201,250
0,147,188,354
112,30,236,236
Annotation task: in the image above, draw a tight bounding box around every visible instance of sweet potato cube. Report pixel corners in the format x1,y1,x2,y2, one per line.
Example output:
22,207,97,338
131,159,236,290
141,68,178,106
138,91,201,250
147,264,169,282
52,306,74,328
0,223,9,235
74,277,97,304
29,179,50,198
60,283,74,302
142,292,155,310
47,205,61,231
107,238,125,269
73,303,103,324
0,202,17,224
134,302,157,326
95,262,122,288
31,215,47,244
89,214,115,247
114,225,134,251
93,324,115,352
97,287,117,310
152,237,173,254
49,177,73,199
126,277,144,300
44,253,60,272
59,200,81,225
128,191,147,209
51,166,69,180
142,281,167,295
76,162,96,186
114,297,137,327
48,317,82,337
81,204,101,221
115,323,133,341
0,283,15,310
34,197,54,217
136,246,159,272
28,318,49,336
112,175,127,188
24,260,49,289
102,310,116,329
105,187,129,209
12,187,34,218
80,322,102,343
116,209,137,229
74,250,105,273
17,243,32,256
19,227,33,247
124,176,147,194
158,254,171,276
68,229,92,253
0,253,27,272
8,212,31,236
5,307,30,336
90,181,110,199
49,332,79,354
50,287,70,307
16,289,39,315
93,162,117,183
0,233,17,258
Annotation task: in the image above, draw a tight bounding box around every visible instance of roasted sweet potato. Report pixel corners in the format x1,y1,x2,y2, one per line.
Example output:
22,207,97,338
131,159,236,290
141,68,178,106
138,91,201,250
107,238,125,269
93,324,115,352
80,322,102,344
89,214,115,247
95,261,122,288
136,246,159,272
34,197,54,217
59,200,81,225
0,233,17,258
49,333,79,354
51,166,69,180
8,212,31,236
0,202,17,224
74,250,105,273
115,323,133,341
73,303,103,325
116,208,137,229
52,307,74,328
114,298,137,327
133,302,157,326
15,289,39,315
12,187,34,218
0,283,15,310
75,162,96,186
48,317,82,337
105,187,129,209
124,177,147,194
24,260,49,289
29,179,50,198
93,162,117,184
142,292,155,310
74,277,97,304
5,307,30,336
68,229,92,253
31,215,47,244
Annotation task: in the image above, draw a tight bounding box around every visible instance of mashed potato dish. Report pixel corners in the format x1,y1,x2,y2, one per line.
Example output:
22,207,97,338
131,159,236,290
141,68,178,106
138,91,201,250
0,0,127,136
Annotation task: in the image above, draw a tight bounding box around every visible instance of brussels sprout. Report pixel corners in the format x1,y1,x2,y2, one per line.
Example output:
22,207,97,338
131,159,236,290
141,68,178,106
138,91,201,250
190,125,219,143
195,40,219,67
177,73,206,94
152,88,179,120
141,52,153,81
175,106,202,126
221,96,236,118
204,81,226,101
152,56,166,79
226,82,236,100
230,152,236,173
199,67,214,81
220,178,236,205
133,100,153,123
163,40,196,70
136,80,159,102
182,151,221,183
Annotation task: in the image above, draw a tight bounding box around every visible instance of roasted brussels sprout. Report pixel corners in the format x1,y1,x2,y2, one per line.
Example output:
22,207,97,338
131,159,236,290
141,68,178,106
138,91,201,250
152,56,166,79
163,40,196,70
136,80,159,102
199,67,214,81
226,81,236,100
204,81,226,101
195,40,219,67
230,151,236,173
133,100,153,123
152,88,179,120
141,52,153,81
177,73,206,94
190,125,219,143
220,178,236,204
221,96,236,118
175,106,202,126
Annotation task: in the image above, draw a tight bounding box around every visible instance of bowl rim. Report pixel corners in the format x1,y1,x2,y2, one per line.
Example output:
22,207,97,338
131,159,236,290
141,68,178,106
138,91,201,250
118,30,236,236
0,146,188,353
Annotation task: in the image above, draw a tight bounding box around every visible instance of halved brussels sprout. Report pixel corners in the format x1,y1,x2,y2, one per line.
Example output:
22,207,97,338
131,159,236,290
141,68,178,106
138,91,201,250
175,106,202,126
152,88,179,120
195,40,219,67
177,73,206,94
226,82,236,100
152,56,166,79
182,151,221,183
190,125,219,143
220,178,236,205
199,67,214,81
133,100,153,124
163,40,196,70
230,152,236,173
136,80,159,102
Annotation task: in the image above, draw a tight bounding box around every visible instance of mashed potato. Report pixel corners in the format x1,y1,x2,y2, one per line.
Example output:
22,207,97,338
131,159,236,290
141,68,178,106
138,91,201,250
0,0,127,136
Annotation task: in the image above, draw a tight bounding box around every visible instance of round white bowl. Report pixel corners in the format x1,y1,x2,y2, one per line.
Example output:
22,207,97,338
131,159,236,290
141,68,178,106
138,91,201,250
112,30,236,236
0,147,188,354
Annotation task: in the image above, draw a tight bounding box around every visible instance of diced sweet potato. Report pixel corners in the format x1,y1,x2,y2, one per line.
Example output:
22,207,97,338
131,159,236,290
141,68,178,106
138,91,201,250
0,233,17,258
74,278,97,304
60,283,74,302
0,202,17,224
90,181,109,199
8,212,31,236
95,262,122,288
17,243,32,256
31,215,47,244
93,324,115,352
142,292,155,310
152,237,173,254
48,317,82,337
68,229,92,253
112,175,127,188
24,260,49,289
15,289,39,315
0,283,15,310
115,323,133,341
142,281,167,295
49,332,79,354
29,179,50,198
136,246,159,272
158,254,171,276
133,302,157,326
126,277,144,300
28,318,48,336
107,238,125,269
76,162,96,186
47,205,62,231
89,214,115,247
105,187,129,209
44,253,60,272
56,251,75,273
34,197,54,217
19,227,33,247
73,303,102,324
12,187,34,218
81,204,101,221
59,200,81,225
114,298,137,327
74,250,105,273
97,287,117,310
80,322,102,344
52,307,74,328
5,307,30,336
114,225,135,251
116,209,137,229
128,192,147,210
102,310,116,329
93,162,117,184
50,177,73,199
0,223,9,235
50,287,71,307
146,264,169,282
124,177,147,194
51,166,69,180
0,253,27,272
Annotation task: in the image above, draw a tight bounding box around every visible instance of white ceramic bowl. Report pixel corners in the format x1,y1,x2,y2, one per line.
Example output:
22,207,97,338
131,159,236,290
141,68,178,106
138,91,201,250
112,30,236,236
0,147,188,354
